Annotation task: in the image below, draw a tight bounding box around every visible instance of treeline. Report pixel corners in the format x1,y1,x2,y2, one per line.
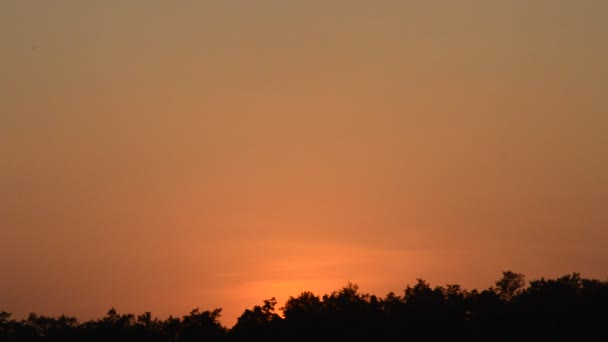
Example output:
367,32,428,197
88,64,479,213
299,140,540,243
2,272,608,341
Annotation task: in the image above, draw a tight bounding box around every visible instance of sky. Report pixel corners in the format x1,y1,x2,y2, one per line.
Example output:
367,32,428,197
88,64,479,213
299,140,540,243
1,0,607,326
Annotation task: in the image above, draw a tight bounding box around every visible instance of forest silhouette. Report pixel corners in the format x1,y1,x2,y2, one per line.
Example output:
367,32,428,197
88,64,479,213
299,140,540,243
2,271,607,341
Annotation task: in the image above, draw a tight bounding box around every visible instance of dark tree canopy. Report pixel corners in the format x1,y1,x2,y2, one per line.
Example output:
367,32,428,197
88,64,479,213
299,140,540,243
1,271,607,341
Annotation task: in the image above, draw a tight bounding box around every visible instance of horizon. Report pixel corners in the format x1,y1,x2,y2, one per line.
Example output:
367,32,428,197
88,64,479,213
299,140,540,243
2,270,603,328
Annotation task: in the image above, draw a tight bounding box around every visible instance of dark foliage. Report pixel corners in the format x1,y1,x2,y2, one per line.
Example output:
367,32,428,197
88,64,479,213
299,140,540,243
2,272,607,341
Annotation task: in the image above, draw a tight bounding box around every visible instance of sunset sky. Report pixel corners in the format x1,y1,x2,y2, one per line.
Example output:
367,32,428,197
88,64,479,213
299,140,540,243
1,1,607,326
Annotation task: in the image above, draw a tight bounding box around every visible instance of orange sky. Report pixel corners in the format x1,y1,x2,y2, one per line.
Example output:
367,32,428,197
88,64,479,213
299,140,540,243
1,1,607,326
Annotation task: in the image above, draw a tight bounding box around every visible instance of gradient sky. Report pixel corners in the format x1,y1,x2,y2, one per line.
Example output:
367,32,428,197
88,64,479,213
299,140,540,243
1,1,607,326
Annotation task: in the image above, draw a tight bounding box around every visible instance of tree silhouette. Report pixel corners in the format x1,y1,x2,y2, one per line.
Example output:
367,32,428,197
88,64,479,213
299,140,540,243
179,308,226,342
230,298,281,339
494,270,525,301
1,271,607,341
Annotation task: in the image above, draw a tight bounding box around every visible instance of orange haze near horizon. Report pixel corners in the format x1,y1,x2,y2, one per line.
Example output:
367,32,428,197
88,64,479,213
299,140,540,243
1,1,607,327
